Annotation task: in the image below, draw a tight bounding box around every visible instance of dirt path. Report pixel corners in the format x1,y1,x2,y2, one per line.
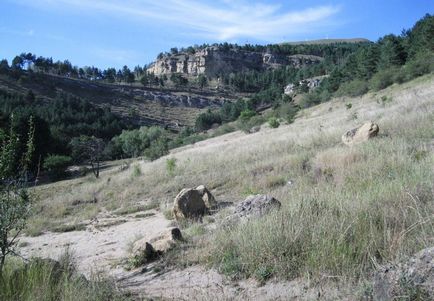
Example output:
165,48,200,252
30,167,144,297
20,210,171,276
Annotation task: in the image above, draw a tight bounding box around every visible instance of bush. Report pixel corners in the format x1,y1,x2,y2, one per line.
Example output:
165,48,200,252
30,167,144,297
336,79,369,97
268,117,280,128
239,109,256,121
237,115,264,133
369,68,397,91
43,154,72,180
195,110,222,131
143,137,169,160
403,53,434,80
166,158,177,175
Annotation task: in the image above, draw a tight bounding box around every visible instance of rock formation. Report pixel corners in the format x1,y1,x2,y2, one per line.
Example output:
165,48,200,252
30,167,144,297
148,46,323,77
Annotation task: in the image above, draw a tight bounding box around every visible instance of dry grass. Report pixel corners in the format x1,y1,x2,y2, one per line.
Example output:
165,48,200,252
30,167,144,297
27,75,434,284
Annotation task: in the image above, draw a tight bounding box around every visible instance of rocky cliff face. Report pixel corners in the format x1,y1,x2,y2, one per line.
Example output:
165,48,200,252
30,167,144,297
148,46,323,77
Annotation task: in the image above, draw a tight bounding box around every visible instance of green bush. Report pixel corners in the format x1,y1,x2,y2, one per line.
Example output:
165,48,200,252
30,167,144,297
239,109,257,121
237,115,264,133
336,79,369,97
43,154,72,180
369,68,397,91
268,117,280,128
166,158,177,175
143,137,169,161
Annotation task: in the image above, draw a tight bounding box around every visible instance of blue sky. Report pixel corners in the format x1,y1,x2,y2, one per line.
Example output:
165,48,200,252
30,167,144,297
1,0,432,69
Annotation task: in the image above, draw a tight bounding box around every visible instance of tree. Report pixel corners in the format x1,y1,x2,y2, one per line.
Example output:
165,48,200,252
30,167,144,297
0,116,34,271
70,136,105,178
378,34,406,68
43,154,72,180
197,74,208,89
11,56,23,70
0,59,9,74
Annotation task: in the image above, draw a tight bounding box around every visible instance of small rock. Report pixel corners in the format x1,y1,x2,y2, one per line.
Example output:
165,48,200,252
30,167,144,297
342,121,379,146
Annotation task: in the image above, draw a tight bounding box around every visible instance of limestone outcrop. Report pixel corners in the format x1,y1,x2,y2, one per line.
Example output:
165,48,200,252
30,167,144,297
148,47,323,77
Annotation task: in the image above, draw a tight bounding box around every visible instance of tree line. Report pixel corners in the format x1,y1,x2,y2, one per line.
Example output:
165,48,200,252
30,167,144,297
194,14,434,130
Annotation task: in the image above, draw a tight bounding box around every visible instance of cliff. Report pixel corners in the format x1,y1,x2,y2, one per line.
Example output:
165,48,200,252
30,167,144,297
148,46,323,77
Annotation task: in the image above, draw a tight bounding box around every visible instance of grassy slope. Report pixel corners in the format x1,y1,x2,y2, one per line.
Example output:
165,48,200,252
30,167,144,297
28,75,434,283
0,73,237,129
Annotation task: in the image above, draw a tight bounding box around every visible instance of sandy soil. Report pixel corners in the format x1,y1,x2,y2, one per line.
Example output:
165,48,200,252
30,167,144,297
20,210,171,276
19,207,351,300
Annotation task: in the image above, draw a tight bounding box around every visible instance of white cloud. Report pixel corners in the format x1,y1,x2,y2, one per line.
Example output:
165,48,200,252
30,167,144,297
14,0,341,42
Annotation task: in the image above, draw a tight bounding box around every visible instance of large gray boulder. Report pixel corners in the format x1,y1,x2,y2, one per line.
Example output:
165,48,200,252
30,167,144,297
373,246,434,300
342,121,379,146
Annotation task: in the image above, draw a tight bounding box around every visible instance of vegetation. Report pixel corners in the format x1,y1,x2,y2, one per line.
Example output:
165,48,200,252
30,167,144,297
43,155,72,180
0,116,34,270
193,14,434,131
23,73,434,291
0,90,128,174
0,251,129,301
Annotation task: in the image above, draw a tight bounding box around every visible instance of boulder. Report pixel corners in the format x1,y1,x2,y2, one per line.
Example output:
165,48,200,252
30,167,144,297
173,186,216,220
342,121,379,146
132,227,183,263
196,185,217,209
373,246,434,300
173,188,207,220
232,194,281,220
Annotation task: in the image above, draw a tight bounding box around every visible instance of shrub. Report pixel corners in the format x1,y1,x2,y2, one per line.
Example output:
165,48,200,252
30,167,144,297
336,79,369,97
239,109,257,121
131,164,141,177
195,110,222,131
237,115,264,133
43,154,72,180
166,158,177,175
143,137,169,160
369,68,397,91
268,117,280,128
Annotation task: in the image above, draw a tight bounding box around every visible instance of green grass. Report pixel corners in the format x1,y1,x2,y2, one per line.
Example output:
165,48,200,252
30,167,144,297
0,252,130,301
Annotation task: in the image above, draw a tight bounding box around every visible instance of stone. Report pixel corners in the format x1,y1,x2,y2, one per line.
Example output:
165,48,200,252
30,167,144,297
232,194,281,220
195,185,217,209
342,121,379,146
172,188,207,220
373,246,434,300
132,227,183,263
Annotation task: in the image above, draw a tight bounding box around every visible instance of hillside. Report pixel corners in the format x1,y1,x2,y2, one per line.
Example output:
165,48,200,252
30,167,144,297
17,74,434,299
0,72,234,130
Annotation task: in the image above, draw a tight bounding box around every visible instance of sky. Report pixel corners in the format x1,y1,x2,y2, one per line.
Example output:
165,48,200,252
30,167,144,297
0,0,433,69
